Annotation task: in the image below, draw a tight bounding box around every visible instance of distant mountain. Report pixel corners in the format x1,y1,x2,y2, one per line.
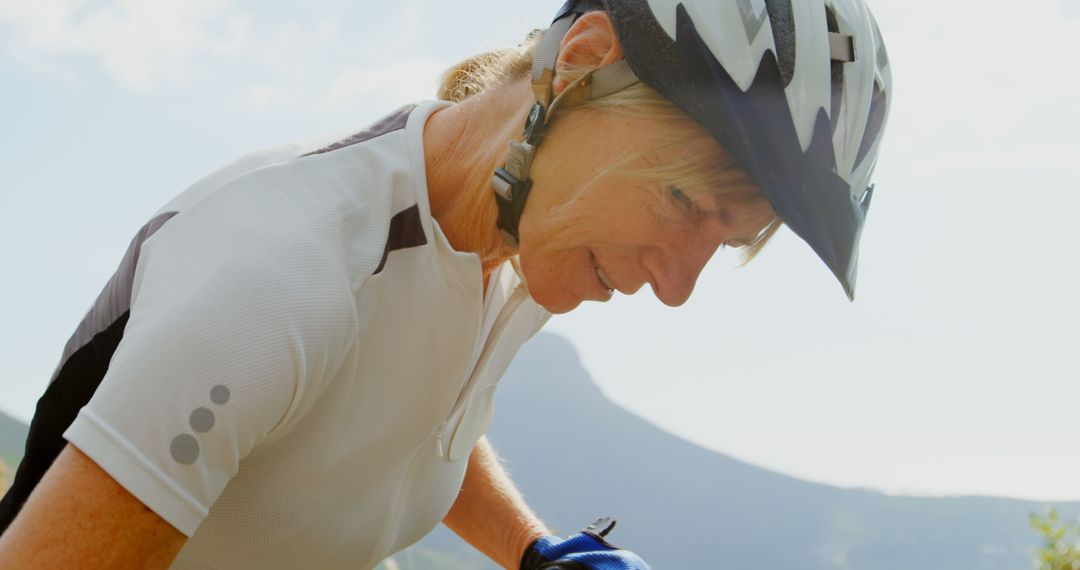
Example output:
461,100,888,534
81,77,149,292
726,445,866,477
4,336,1075,570
0,409,28,466
398,332,1080,570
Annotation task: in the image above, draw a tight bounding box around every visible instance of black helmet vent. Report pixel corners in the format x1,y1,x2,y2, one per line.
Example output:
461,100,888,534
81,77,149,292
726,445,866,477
825,5,845,135
824,4,840,32
764,0,796,87
854,79,887,170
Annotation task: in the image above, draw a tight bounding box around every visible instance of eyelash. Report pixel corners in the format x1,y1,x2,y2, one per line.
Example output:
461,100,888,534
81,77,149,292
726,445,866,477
668,185,696,210
668,185,732,249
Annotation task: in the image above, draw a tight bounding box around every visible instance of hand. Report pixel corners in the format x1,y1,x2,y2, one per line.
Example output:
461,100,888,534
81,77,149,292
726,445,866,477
520,518,651,570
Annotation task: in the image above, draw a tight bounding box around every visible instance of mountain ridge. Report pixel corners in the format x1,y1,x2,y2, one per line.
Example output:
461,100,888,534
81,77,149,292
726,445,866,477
2,334,1075,569
407,332,1079,569
0,408,28,466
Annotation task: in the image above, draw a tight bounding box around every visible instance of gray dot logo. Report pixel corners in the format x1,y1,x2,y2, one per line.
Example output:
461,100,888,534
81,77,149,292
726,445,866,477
210,385,230,405
171,385,230,465
190,407,215,433
170,434,200,464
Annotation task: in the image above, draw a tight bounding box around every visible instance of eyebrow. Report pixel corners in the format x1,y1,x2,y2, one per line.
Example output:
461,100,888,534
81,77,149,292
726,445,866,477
709,199,733,226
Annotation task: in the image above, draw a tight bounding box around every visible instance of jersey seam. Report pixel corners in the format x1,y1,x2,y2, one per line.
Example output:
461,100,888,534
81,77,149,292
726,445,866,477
297,126,407,159
162,141,367,222
266,275,367,441
77,408,207,517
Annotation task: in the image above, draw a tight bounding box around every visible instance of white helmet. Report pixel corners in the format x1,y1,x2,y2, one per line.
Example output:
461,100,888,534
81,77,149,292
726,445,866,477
492,0,892,299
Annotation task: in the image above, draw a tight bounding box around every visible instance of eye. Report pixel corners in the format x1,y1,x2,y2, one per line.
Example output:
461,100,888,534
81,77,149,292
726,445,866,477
668,185,696,210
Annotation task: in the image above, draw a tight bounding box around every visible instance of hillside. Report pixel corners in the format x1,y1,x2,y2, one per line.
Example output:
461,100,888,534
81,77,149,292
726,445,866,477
3,335,1076,569
0,409,28,466
399,333,1080,569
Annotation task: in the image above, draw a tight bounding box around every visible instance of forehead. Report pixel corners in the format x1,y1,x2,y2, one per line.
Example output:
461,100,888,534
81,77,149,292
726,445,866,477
607,113,775,220
654,136,770,213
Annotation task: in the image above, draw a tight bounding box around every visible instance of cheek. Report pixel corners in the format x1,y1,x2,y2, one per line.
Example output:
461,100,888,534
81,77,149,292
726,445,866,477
518,244,574,290
518,197,597,259
518,254,579,313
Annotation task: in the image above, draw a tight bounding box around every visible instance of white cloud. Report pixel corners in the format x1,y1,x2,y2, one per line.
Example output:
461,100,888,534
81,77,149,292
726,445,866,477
324,58,446,111
0,0,248,91
0,1,437,111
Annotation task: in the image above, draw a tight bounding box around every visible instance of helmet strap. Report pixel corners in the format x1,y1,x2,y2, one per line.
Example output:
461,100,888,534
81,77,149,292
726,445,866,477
491,4,639,249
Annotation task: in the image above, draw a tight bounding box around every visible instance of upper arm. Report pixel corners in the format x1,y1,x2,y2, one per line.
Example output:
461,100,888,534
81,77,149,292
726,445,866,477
57,204,354,535
0,443,187,569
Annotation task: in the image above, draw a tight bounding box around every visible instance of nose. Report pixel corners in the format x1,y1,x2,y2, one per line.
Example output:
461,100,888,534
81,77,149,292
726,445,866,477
640,231,725,307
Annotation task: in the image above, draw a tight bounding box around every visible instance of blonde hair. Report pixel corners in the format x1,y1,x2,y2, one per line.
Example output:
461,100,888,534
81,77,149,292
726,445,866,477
437,28,781,262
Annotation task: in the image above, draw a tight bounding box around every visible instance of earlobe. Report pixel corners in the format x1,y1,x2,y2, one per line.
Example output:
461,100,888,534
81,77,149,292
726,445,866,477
552,11,625,96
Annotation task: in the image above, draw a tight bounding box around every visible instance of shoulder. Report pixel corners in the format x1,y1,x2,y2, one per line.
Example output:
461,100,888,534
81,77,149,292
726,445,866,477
139,101,451,302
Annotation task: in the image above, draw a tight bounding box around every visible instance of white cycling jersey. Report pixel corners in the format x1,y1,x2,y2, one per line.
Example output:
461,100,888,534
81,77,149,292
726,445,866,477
50,100,550,569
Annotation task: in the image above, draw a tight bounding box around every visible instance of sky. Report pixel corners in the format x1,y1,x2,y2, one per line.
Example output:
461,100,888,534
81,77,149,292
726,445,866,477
1,0,1078,501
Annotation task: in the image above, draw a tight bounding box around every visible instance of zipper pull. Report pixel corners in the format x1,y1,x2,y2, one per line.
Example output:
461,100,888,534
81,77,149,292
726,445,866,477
435,421,448,458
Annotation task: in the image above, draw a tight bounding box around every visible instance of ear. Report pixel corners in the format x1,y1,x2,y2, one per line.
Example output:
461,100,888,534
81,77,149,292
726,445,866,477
552,10,625,97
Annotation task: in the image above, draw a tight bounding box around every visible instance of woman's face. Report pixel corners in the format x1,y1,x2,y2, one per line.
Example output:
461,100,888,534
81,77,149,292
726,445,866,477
518,110,776,314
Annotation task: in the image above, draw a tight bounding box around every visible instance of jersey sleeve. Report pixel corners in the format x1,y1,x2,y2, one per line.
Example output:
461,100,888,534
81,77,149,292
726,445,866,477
63,200,356,537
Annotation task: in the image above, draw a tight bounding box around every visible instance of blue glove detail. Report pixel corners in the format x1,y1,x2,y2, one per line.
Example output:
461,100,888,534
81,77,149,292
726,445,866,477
521,518,651,570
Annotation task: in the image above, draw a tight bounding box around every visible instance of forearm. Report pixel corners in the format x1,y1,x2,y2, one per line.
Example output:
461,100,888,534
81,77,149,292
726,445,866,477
443,436,550,569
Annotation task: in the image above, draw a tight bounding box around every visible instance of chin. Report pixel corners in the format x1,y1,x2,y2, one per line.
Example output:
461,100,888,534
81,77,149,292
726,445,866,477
526,284,581,314
518,257,581,314
541,301,580,315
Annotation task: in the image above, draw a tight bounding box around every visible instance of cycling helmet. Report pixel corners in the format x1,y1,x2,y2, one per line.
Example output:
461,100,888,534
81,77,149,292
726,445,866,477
492,0,892,299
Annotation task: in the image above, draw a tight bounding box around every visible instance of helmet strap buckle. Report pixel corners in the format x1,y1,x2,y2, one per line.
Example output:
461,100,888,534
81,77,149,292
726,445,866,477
493,165,533,249
523,102,548,145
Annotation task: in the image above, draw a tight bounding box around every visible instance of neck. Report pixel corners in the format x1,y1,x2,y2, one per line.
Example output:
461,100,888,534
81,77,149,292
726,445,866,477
423,78,534,280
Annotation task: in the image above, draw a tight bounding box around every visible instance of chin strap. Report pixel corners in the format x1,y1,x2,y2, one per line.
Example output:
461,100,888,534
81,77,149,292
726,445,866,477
492,1,640,250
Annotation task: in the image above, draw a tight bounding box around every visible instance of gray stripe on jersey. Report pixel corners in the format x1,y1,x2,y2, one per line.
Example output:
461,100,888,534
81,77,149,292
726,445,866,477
374,204,427,275
1,211,179,534
51,212,177,383
301,103,417,158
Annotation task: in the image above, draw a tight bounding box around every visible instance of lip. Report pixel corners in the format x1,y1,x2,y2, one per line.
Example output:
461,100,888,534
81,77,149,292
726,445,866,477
589,250,614,301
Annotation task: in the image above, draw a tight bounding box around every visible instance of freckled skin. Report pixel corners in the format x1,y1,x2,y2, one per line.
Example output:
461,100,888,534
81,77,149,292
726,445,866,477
423,11,779,566
517,110,776,313
0,445,187,568
424,10,776,315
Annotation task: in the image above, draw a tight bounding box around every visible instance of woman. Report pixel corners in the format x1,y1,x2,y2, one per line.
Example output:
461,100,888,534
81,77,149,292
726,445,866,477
0,0,891,568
